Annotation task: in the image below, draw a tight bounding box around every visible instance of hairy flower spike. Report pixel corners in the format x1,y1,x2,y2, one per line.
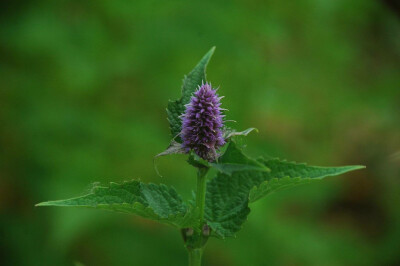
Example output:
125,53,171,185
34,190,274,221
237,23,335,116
181,83,225,161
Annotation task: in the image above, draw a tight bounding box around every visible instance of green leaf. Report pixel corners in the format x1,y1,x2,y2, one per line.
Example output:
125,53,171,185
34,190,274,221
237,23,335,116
262,158,365,179
205,172,251,238
205,158,364,238
223,127,258,139
36,180,198,228
248,159,365,202
155,140,185,157
248,176,318,202
153,140,186,176
187,153,210,170
209,141,269,175
167,47,215,141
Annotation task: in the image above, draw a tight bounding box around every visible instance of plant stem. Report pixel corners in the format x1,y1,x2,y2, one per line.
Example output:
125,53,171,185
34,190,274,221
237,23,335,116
188,248,203,266
187,168,208,266
196,169,207,226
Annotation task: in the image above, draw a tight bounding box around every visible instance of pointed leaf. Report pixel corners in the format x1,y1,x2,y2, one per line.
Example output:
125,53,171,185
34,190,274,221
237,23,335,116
248,159,365,202
167,47,215,141
205,158,364,238
36,180,198,228
154,141,186,177
263,158,365,179
155,140,186,157
248,176,318,202
224,127,258,139
210,141,269,175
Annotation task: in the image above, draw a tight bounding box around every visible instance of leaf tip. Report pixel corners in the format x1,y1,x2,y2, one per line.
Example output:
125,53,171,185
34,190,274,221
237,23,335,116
203,46,216,61
354,165,366,170
342,165,366,171
35,202,49,207
153,156,163,178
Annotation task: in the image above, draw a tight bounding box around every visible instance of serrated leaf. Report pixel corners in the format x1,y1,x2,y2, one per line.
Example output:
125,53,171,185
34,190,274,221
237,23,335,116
167,47,215,141
248,159,365,202
205,158,364,238
248,176,317,202
155,140,186,157
209,141,269,175
223,127,258,139
36,180,198,228
262,158,365,180
205,172,252,238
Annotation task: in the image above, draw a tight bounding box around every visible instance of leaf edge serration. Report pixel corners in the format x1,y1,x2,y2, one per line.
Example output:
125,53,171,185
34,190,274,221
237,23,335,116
36,180,199,229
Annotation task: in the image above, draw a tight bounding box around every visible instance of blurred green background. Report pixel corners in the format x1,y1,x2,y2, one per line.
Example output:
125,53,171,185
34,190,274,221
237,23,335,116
1,0,399,265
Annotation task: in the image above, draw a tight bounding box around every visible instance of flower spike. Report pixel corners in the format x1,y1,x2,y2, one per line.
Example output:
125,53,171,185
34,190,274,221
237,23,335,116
181,83,225,161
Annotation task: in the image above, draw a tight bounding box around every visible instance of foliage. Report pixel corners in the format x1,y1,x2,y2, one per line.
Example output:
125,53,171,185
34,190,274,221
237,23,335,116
167,47,215,141
36,49,365,266
37,181,197,228
3,2,398,264
205,141,364,237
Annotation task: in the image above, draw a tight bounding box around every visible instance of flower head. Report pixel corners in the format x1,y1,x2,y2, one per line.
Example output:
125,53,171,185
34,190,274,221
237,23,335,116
181,83,225,161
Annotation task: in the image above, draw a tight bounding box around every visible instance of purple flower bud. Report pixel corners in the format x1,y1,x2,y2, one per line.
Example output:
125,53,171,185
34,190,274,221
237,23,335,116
181,83,226,161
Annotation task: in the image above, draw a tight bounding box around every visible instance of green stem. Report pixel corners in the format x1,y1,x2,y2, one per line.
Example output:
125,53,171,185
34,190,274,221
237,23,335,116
188,248,203,266
187,168,208,266
196,169,207,226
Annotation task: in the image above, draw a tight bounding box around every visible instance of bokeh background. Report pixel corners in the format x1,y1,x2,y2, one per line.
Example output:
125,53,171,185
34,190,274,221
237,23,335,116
1,0,399,265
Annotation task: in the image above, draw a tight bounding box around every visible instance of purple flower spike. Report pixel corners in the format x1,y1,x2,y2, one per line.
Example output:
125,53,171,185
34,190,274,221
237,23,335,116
181,83,226,161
